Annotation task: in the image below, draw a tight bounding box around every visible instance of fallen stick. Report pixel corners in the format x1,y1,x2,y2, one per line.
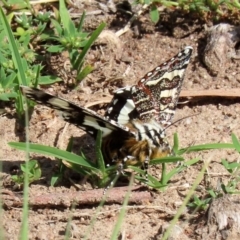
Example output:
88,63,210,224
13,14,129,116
30,186,152,207
2,186,152,208
85,88,240,108
180,89,240,98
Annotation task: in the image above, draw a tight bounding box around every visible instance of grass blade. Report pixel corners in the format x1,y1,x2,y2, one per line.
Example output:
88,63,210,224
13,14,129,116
73,23,105,71
8,142,97,170
0,7,27,86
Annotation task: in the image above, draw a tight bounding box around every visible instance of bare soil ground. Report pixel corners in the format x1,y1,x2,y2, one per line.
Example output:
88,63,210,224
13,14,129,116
1,2,240,240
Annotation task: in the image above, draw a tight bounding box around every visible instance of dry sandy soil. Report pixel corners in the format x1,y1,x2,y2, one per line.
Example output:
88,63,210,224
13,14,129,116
1,1,240,239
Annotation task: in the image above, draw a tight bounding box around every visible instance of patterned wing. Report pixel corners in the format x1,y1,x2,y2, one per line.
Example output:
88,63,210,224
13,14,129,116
20,86,133,139
105,86,138,125
132,46,193,126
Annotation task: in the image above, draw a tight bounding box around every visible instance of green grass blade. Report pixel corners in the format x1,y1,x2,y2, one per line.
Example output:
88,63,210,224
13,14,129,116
147,174,167,189
33,64,40,87
8,142,98,171
150,156,184,165
162,164,207,240
164,165,187,184
111,176,134,239
77,11,86,32
0,7,27,86
59,0,72,33
150,4,159,23
50,19,63,36
66,137,74,152
184,158,200,166
95,130,106,173
172,133,179,154
0,92,18,101
76,65,94,82
73,22,105,71
231,134,240,152
128,166,145,175
178,143,234,154
19,92,31,239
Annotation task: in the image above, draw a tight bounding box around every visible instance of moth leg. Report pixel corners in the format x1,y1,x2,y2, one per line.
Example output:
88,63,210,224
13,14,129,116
143,155,150,179
103,173,119,195
123,152,150,181
116,162,125,175
123,155,136,163
111,154,126,175
103,158,124,195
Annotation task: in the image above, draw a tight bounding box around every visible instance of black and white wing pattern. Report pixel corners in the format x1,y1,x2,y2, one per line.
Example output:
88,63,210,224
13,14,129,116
21,46,192,173
20,86,134,139
132,46,192,126
105,46,193,127
104,86,138,125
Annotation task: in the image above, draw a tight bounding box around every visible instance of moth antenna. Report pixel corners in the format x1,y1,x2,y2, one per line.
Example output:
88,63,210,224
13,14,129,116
163,112,200,132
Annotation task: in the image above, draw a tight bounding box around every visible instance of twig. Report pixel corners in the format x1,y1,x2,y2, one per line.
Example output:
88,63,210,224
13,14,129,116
116,4,149,37
180,89,240,98
30,186,151,207
85,98,112,108
85,89,240,109
2,186,152,208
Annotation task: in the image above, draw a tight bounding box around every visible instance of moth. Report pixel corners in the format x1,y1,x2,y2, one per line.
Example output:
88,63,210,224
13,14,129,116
21,46,192,174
